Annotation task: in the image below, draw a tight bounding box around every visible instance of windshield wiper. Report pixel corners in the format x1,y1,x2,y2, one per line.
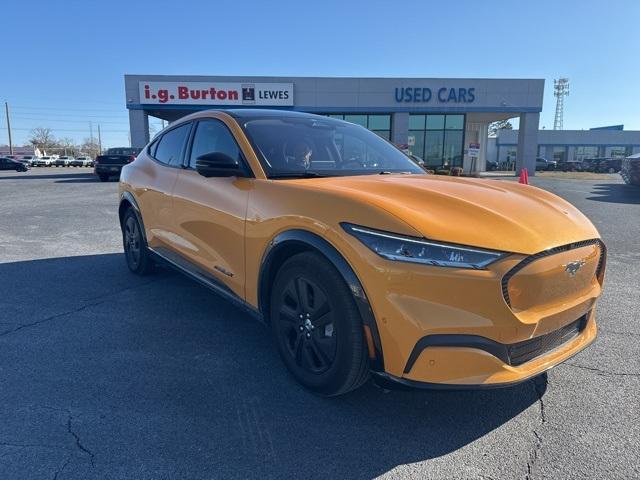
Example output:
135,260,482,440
378,171,414,175
268,171,329,179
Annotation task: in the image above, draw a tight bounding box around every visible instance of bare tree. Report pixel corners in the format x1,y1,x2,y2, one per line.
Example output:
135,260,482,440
81,137,101,159
29,127,57,153
58,137,77,156
488,119,514,137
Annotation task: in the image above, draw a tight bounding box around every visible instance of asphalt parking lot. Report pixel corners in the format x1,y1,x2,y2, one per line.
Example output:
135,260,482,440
0,168,638,480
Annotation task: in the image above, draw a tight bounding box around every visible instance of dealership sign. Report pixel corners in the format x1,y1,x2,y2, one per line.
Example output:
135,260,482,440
395,87,475,103
139,82,294,106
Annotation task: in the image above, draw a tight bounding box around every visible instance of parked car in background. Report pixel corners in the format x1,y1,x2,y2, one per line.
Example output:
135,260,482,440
94,147,140,181
594,158,622,173
486,160,499,171
54,156,73,167
32,156,54,167
0,157,29,172
20,155,37,166
557,160,583,172
74,156,94,167
535,157,557,171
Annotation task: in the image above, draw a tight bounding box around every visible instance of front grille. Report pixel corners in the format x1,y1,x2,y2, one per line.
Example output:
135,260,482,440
507,315,588,366
501,239,606,308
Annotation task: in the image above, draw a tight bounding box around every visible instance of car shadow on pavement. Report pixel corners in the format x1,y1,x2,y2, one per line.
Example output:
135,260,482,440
0,172,96,181
0,253,544,479
587,183,640,204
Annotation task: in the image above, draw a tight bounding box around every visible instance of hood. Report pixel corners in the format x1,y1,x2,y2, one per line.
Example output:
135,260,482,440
298,174,600,255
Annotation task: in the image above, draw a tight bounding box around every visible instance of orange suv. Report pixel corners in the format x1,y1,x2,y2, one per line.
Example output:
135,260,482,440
118,109,606,395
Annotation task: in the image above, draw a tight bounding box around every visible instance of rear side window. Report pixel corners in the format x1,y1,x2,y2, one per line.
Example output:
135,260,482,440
154,123,191,166
188,119,242,169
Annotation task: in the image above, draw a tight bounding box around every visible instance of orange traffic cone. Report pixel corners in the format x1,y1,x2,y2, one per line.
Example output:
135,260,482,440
519,168,529,185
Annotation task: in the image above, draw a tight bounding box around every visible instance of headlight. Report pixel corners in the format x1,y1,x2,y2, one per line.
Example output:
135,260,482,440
342,223,506,269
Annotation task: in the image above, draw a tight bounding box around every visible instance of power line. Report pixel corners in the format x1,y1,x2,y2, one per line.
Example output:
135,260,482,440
8,127,130,133
11,105,127,113
9,110,129,118
9,116,129,125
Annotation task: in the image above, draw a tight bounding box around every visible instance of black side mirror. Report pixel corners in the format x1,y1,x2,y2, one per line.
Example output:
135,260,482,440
195,152,245,178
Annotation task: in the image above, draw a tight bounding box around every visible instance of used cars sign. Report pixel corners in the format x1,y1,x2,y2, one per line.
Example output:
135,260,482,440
139,82,294,106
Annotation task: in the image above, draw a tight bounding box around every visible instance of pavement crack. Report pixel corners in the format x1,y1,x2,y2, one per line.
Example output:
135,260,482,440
0,278,163,338
564,362,640,377
526,376,547,480
67,414,95,467
53,456,71,480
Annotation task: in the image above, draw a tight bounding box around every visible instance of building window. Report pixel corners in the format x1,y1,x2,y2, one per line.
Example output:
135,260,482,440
609,146,632,158
327,114,391,141
573,146,600,162
409,114,464,167
552,146,567,163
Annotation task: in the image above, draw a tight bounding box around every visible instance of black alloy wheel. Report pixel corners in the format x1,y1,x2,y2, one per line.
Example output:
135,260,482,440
122,209,154,275
270,252,370,396
277,276,337,374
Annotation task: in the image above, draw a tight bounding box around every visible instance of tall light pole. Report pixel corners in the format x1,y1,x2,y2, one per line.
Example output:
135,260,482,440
4,102,13,155
553,78,569,130
97,124,102,154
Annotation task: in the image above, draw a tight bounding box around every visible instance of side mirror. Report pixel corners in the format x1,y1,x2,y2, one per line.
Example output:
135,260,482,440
195,152,245,178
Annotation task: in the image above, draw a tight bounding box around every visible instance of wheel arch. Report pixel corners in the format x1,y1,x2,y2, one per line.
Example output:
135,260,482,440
258,229,384,371
118,191,148,244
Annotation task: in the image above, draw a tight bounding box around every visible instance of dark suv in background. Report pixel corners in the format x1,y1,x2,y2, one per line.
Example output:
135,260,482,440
582,158,622,173
94,147,141,182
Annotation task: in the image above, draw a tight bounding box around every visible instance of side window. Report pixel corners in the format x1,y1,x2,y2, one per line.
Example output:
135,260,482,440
189,119,242,169
154,123,191,167
147,137,159,157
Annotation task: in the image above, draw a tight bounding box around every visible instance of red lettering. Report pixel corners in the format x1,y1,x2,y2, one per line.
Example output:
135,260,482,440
228,90,239,100
178,86,189,99
217,90,227,100
144,85,150,99
190,89,201,100
201,89,209,99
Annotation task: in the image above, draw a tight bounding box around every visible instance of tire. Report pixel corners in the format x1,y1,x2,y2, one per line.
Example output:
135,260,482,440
122,209,154,275
98,174,109,182
270,251,369,396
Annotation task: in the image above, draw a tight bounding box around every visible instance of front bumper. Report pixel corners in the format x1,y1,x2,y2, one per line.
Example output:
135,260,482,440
351,237,605,387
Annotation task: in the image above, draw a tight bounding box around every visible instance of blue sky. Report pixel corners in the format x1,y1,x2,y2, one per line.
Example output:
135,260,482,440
2,0,639,148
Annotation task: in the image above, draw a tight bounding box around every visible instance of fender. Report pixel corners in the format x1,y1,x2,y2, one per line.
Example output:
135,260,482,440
259,229,385,372
119,191,148,244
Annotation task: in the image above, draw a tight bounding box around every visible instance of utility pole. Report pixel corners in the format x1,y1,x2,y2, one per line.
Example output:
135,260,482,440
89,121,94,143
97,124,102,154
5,102,13,155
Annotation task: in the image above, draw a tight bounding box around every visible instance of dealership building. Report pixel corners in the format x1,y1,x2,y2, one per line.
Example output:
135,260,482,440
125,75,544,173
491,127,640,165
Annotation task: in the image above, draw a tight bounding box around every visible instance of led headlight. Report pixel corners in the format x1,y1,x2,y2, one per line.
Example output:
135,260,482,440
342,223,506,269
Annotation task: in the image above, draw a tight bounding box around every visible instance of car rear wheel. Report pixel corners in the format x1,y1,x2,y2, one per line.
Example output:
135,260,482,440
270,252,370,396
122,209,154,275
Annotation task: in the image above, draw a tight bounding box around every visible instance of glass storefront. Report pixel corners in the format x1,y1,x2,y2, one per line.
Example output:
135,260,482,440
553,146,567,163
573,146,600,162
609,146,632,158
409,114,464,168
328,114,391,140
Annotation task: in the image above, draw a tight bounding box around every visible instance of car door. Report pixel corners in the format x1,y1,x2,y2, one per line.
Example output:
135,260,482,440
136,122,192,252
170,118,252,299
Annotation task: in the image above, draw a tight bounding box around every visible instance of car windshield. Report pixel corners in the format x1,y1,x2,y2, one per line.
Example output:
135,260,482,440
240,116,424,178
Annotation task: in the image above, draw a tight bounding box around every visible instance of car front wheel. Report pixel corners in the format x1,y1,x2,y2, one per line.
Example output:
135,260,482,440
270,251,370,396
